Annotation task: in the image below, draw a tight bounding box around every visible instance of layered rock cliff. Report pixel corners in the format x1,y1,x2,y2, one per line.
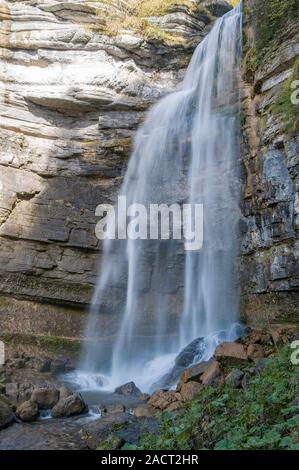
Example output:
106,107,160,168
0,0,231,352
0,0,298,355
240,0,299,325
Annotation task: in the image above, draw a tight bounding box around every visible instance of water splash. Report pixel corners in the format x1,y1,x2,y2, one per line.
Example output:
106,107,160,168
75,3,243,393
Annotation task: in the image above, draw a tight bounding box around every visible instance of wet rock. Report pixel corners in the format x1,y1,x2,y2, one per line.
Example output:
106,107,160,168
148,390,179,411
225,369,244,388
0,399,14,430
247,344,264,362
50,359,67,375
51,394,86,418
200,361,222,386
180,381,202,402
175,337,205,368
16,401,39,423
31,386,60,409
101,404,125,415
114,381,142,398
177,359,214,391
215,342,247,365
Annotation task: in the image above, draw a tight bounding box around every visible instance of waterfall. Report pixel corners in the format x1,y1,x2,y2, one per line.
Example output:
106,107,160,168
69,3,243,393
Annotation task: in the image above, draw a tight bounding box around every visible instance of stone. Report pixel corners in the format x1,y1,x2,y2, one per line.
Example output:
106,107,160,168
58,385,73,401
225,369,244,388
177,359,214,391
31,386,60,409
50,359,67,375
0,399,14,430
114,382,142,398
51,394,86,418
148,390,178,411
16,400,39,422
101,404,125,415
247,344,265,362
133,404,155,418
200,361,222,386
215,342,248,365
175,337,205,368
180,382,202,402
166,401,182,413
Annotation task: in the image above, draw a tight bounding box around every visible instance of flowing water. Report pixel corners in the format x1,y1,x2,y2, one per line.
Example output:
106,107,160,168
68,3,243,393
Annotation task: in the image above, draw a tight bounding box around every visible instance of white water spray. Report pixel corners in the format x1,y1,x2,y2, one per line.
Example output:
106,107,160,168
70,3,243,393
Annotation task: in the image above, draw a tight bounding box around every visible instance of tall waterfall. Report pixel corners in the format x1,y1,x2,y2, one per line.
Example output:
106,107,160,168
72,3,243,393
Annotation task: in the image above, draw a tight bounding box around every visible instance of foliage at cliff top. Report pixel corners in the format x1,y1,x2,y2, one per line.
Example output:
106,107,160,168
125,344,299,450
92,0,213,44
252,0,298,58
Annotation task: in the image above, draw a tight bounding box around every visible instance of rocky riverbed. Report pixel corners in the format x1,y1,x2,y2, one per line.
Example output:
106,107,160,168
0,324,297,450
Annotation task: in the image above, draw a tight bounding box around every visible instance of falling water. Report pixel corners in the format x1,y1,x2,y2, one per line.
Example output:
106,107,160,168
69,3,243,393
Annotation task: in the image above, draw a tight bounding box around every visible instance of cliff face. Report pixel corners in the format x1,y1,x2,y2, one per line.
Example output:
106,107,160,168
0,1,232,351
0,1,297,353
0,0,226,306
240,0,299,324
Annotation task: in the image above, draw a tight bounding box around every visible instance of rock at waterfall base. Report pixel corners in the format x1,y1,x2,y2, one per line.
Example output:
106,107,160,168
177,359,214,391
51,394,86,418
31,386,60,409
16,400,39,422
180,382,202,402
114,381,142,397
215,342,248,365
0,399,14,429
200,361,222,386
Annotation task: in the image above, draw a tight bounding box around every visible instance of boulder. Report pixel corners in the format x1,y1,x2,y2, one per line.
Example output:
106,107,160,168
148,390,179,411
16,400,39,422
114,381,142,397
215,342,247,365
0,399,14,429
5,382,19,406
247,344,264,362
180,381,202,402
200,361,222,386
133,404,155,418
166,401,182,413
175,337,205,368
31,386,60,409
58,385,73,401
51,394,86,418
177,359,214,391
225,369,244,388
101,404,125,415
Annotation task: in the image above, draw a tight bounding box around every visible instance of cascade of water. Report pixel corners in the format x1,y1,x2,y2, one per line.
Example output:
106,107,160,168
69,3,243,393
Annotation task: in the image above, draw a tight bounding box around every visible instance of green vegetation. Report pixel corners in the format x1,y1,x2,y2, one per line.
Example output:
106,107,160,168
251,0,299,60
127,345,299,450
91,0,213,45
270,59,299,133
0,333,81,356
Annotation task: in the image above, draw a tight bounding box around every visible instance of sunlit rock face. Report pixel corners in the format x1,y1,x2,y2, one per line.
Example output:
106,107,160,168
0,1,228,307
